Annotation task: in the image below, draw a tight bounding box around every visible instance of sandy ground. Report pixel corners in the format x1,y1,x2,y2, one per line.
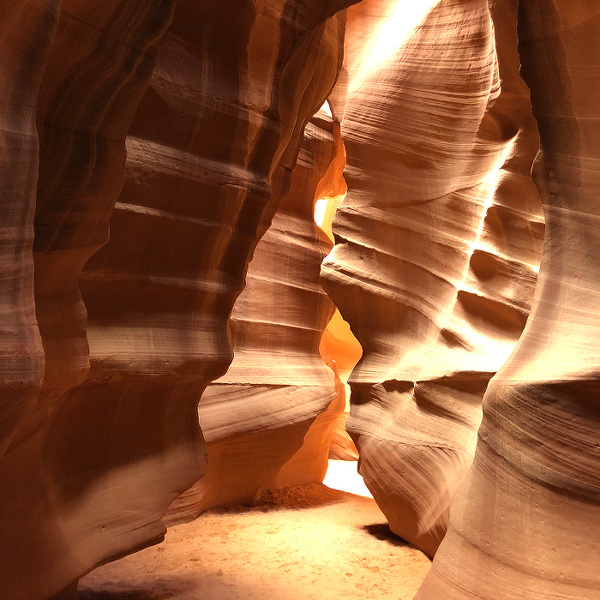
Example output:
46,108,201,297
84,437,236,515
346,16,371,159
78,462,431,600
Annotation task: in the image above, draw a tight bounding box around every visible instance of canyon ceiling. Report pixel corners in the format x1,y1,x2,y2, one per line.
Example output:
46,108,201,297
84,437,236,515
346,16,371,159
0,1,598,599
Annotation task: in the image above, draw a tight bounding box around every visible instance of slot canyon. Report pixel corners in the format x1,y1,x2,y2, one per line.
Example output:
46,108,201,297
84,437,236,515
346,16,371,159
0,0,598,599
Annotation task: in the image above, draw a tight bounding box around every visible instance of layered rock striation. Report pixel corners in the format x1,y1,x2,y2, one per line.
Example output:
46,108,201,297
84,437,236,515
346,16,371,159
321,0,543,555
2,4,177,599
0,2,356,599
168,107,348,519
0,0,58,455
2,1,598,598
416,1,600,597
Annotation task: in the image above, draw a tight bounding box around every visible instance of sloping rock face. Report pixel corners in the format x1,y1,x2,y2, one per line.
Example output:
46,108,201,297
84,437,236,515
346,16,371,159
167,107,348,520
415,1,600,597
2,5,177,600
0,1,57,456
2,1,598,598
321,0,544,556
0,2,355,599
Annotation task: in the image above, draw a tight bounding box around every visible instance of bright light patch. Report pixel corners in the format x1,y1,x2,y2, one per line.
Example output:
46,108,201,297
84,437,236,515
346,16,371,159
349,0,441,94
319,100,333,118
467,135,519,255
314,198,329,228
323,459,373,498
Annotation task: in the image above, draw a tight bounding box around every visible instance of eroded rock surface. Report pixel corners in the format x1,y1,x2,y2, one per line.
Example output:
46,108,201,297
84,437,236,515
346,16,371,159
0,2,355,599
1,1,599,599
2,4,177,599
0,0,57,455
168,107,348,520
416,1,600,597
321,0,543,555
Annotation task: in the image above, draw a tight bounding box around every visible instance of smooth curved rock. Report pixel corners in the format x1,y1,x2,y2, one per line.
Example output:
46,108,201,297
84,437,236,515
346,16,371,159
168,106,348,520
3,1,596,597
416,1,600,597
34,0,177,393
321,0,543,555
1,3,176,599
0,0,57,455
0,2,356,598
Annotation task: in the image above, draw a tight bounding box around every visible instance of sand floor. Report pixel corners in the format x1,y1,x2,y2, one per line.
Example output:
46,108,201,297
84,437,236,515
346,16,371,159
77,464,431,600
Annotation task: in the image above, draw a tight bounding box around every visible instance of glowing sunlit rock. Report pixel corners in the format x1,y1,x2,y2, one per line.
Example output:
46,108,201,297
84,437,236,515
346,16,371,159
167,105,349,520
416,0,600,597
321,0,543,556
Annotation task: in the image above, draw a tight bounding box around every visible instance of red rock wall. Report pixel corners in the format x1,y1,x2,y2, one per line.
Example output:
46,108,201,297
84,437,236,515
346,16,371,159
0,0,58,455
1,4,177,599
1,1,598,598
321,0,543,555
0,2,356,599
168,107,348,520
415,0,600,597
0,1,177,600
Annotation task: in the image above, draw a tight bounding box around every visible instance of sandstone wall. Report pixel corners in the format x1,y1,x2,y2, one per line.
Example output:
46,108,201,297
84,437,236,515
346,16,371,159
1,2,599,599
168,106,348,520
2,4,177,599
0,0,58,455
416,0,600,597
321,0,544,555
0,2,356,598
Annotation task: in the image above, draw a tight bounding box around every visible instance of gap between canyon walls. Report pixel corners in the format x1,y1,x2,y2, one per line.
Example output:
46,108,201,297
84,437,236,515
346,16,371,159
0,2,361,600
166,99,363,523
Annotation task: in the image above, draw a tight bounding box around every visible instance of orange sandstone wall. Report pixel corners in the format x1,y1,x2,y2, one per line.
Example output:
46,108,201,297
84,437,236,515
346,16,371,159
168,106,348,520
2,4,177,599
416,1,600,597
1,2,598,599
0,0,58,455
322,0,543,555
0,2,357,599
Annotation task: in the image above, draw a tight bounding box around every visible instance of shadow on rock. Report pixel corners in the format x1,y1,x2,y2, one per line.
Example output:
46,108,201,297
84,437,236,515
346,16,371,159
77,581,195,600
363,523,412,547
